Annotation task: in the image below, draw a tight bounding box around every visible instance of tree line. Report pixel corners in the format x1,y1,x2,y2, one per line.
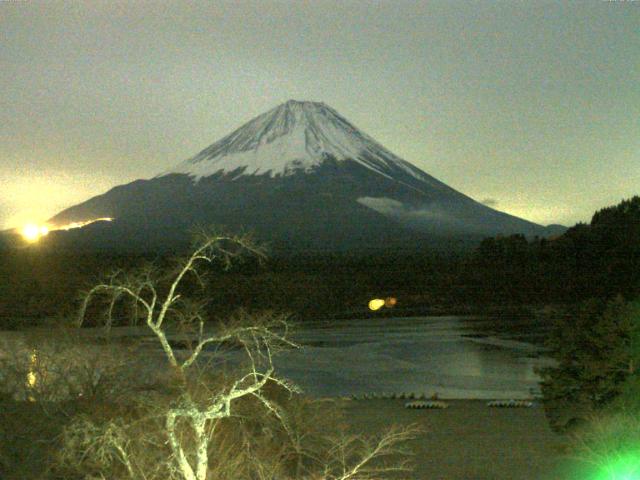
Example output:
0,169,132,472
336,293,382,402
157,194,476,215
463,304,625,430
1,196,639,329
468,195,640,304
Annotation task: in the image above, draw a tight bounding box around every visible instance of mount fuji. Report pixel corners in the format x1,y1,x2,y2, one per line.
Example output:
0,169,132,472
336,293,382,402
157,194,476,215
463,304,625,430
47,100,560,253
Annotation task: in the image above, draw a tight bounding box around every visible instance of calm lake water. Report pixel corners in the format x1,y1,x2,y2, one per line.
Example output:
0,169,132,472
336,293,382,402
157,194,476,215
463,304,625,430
1,315,554,401
269,315,555,399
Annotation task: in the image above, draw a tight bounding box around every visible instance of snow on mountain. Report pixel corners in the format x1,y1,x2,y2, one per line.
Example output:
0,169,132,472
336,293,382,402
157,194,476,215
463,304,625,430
44,99,560,253
164,99,432,185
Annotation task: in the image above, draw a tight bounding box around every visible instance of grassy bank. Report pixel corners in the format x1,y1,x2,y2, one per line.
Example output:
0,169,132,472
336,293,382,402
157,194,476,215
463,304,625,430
339,398,570,480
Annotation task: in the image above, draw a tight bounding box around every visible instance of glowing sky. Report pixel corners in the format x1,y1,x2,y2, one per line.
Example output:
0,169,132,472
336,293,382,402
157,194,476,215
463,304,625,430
1,1,638,230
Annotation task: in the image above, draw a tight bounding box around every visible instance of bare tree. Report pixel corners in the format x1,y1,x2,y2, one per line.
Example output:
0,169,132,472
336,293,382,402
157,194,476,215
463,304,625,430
75,231,300,480
67,231,419,480
0,326,133,404
318,425,421,480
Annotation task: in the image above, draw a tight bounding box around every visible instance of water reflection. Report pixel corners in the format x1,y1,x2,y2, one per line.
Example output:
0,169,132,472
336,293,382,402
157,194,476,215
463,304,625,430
272,316,553,399
27,348,37,402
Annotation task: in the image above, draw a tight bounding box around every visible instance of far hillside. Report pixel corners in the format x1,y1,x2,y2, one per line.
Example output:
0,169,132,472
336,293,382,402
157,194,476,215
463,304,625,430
0,196,638,329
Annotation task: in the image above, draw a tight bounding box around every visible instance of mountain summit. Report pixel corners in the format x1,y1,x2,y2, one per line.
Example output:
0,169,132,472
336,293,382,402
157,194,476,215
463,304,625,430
166,99,434,184
48,100,559,253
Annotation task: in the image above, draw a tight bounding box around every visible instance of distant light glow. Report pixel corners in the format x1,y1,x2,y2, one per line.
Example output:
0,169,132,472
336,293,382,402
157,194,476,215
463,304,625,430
588,452,640,480
27,349,37,402
385,297,397,307
368,299,385,311
55,217,113,231
564,448,640,480
22,223,47,242
19,217,113,243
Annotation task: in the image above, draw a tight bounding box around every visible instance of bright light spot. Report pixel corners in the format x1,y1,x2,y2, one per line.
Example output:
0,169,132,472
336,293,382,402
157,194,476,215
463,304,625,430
27,349,37,395
369,299,385,311
568,450,640,480
21,224,43,242
27,371,37,388
19,217,113,242
590,452,640,480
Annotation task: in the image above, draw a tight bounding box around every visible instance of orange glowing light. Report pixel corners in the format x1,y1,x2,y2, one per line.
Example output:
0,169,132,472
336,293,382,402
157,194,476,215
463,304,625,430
385,297,397,307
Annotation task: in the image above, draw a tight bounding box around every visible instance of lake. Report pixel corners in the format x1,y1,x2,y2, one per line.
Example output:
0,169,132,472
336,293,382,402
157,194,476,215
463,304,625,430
268,315,555,399
0,314,555,401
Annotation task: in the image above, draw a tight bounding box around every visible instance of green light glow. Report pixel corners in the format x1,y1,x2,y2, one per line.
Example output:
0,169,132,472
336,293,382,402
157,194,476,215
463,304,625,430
588,452,640,480
558,449,640,480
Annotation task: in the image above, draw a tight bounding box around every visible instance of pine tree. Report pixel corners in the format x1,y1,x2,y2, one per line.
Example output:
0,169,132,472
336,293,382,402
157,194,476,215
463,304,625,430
537,296,639,432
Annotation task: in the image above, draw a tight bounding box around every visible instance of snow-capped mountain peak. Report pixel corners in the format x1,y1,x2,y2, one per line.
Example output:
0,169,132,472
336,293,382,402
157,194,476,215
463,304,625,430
164,100,424,181
46,100,558,254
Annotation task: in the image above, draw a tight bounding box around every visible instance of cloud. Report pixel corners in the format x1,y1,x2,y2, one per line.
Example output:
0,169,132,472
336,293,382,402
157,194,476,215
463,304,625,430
480,197,498,207
356,197,404,216
356,196,469,232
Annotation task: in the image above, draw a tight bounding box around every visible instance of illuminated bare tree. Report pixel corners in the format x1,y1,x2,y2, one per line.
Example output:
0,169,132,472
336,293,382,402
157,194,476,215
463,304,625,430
76,231,300,480
71,230,419,480
317,425,420,480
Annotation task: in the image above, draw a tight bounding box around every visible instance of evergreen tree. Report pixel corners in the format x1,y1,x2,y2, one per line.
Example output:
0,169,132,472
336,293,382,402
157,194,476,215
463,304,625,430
537,296,639,432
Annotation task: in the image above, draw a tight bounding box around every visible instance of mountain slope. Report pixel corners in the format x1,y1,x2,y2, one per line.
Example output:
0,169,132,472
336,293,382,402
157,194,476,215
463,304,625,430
48,100,558,253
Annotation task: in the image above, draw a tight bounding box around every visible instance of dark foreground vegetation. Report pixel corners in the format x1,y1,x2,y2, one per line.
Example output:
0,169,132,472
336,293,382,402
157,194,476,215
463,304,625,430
2,197,639,329
0,196,639,478
0,232,419,479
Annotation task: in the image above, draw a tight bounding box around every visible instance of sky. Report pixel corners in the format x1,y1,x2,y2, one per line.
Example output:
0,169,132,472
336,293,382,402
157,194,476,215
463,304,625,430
1,0,639,230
